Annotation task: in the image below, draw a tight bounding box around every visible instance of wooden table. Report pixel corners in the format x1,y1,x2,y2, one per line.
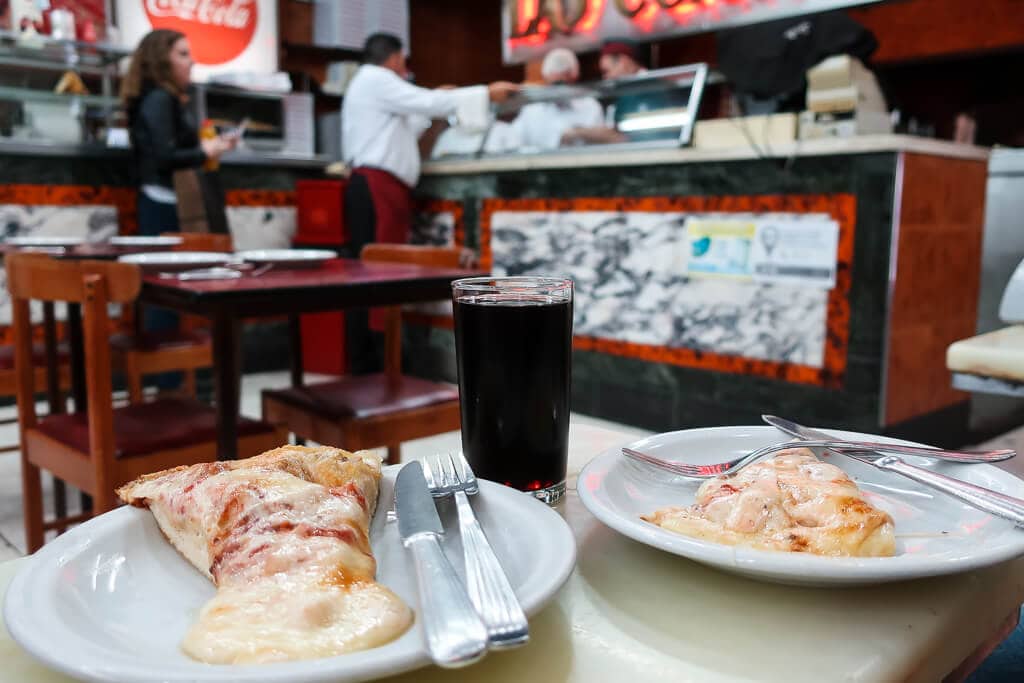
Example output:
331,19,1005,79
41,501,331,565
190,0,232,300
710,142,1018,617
140,258,478,459
0,419,1021,682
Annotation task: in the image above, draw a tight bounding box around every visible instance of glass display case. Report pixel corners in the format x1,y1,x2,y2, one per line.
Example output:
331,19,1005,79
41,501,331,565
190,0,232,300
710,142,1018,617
431,62,708,160
0,29,129,147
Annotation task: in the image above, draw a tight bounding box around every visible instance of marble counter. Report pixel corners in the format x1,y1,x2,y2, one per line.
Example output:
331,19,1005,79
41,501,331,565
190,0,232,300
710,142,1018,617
422,134,989,177
412,143,990,444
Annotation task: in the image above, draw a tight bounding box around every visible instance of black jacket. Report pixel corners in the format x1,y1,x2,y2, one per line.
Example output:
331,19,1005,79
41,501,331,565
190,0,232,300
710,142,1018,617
129,86,206,189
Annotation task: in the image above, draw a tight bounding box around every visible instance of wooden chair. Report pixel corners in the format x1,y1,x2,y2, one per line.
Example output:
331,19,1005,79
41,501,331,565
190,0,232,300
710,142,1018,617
8,254,283,552
112,232,231,403
0,342,70,454
261,244,462,464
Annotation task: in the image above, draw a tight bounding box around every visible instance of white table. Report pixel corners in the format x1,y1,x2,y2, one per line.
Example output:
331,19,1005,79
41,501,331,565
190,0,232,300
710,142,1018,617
1,421,1022,682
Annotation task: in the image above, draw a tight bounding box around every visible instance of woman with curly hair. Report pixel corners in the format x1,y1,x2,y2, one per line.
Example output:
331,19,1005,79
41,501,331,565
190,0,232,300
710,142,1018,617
121,29,235,234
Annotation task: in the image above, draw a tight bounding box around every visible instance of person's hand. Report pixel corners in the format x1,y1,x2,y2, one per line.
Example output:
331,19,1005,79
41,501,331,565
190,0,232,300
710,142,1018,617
487,81,520,103
201,135,235,160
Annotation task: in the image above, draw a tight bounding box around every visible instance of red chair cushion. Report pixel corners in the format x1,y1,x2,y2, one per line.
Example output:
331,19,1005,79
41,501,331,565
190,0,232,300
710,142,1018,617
263,374,459,420
109,329,210,353
0,342,70,371
35,397,277,458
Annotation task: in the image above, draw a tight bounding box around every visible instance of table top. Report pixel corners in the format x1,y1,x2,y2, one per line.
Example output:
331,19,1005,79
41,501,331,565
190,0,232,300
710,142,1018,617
948,325,1024,382
140,259,482,316
2,421,1022,683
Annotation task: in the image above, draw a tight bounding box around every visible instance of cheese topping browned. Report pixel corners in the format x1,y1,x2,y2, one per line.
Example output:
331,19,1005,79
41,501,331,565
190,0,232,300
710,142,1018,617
642,447,896,557
117,445,412,664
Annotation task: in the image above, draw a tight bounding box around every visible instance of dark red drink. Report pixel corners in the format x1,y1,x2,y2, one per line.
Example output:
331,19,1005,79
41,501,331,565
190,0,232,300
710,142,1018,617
453,278,573,504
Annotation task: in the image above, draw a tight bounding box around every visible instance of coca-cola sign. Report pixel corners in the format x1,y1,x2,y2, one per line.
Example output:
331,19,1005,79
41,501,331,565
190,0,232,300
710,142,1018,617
143,0,258,65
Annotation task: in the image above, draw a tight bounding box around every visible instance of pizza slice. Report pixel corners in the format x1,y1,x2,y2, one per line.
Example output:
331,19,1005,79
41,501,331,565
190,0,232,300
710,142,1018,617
117,445,413,664
642,447,896,557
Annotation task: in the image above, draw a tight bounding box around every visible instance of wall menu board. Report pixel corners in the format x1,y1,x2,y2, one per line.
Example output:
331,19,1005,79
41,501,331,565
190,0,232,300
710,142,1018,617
502,0,883,64
313,0,409,53
115,0,278,81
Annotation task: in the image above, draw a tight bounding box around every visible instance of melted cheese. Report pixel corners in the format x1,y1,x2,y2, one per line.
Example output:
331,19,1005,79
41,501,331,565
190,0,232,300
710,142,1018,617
642,448,896,557
117,445,413,664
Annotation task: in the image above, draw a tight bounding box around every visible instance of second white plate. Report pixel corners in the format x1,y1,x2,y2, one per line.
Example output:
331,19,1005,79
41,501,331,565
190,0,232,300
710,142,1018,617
578,426,1024,586
4,466,576,683
118,251,232,271
237,249,336,268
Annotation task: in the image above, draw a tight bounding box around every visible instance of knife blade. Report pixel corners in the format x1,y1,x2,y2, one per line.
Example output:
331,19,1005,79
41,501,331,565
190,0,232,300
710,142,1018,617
762,415,1024,525
395,461,488,668
762,415,890,460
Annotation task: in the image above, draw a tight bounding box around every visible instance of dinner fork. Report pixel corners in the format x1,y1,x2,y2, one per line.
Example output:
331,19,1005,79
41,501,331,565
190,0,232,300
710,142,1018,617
421,453,530,649
622,440,1016,480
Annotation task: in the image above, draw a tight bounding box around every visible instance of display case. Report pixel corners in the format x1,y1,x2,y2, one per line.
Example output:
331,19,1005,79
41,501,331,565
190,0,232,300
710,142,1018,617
431,62,708,160
0,29,128,146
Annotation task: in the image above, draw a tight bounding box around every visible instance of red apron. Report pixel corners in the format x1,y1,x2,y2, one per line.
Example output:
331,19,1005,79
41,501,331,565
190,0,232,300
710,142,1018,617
354,167,413,245
352,167,414,330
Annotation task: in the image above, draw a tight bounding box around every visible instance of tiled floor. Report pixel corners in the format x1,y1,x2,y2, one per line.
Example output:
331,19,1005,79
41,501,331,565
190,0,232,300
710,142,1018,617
0,370,651,556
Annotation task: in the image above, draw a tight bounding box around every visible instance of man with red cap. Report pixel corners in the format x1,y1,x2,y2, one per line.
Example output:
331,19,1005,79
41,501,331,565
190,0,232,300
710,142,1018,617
599,39,648,80
557,39,650,146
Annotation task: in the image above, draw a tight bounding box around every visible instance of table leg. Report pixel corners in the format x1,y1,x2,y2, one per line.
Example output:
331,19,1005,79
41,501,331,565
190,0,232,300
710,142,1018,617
65,303,91,513
288,315,304,388
288,315,306,446
41,303,66,522
212,314,241,460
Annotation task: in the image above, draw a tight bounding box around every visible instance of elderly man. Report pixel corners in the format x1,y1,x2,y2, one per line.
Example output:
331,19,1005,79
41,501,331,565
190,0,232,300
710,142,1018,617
512,47,605,150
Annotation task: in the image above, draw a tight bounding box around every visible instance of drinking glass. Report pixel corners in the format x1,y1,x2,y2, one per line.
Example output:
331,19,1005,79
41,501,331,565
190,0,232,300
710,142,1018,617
452,277,573,504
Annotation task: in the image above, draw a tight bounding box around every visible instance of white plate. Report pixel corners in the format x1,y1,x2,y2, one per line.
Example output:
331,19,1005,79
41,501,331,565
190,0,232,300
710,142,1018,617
4,235,85,247
118,251,232,272
236,249,336,267
109,236,184,247
578,426,1024,586
4,466,576,683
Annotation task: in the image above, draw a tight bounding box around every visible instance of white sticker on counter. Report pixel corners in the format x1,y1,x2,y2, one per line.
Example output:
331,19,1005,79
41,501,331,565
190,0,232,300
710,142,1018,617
685,216,839,289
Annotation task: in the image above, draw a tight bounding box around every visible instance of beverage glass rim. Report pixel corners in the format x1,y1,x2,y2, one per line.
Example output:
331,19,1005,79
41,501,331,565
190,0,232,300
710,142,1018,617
452,276,573,294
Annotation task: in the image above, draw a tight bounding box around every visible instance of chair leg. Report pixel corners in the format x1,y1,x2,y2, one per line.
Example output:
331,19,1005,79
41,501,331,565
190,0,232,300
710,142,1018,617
21,452,45,554
385,443,401,465
182,370,197,399
124,357,144,405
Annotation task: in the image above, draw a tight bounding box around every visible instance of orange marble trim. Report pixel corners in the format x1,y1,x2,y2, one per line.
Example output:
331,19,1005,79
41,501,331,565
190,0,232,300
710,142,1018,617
0,184,138,233
416,199,466,247
573,336,827,386
478,194,856,388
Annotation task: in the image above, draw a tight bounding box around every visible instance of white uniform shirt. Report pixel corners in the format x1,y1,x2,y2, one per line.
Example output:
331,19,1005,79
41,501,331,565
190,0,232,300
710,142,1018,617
431,121,522,158
341,64,487,187
512,97,604,151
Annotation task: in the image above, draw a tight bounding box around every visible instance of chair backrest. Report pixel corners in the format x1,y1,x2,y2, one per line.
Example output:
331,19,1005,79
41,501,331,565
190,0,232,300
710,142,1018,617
7,254,141,491
163,232,233,252
359,243,463,382
361,243,463,269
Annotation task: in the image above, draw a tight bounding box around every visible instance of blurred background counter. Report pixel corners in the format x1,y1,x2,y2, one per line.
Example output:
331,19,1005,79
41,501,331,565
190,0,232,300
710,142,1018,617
408,134,995,447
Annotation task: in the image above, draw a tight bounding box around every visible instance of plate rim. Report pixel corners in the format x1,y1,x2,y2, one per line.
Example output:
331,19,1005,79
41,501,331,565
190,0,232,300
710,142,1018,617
3,467,576,683
577,425,1024,584
236,249,336,262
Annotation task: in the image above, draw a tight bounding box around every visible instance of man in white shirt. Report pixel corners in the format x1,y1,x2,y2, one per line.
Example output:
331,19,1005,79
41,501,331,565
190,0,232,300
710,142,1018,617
511,48,605,151
342,32,517,251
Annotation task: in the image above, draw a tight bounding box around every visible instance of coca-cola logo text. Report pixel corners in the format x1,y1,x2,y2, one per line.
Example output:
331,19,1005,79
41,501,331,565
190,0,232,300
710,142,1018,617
145,0,257,65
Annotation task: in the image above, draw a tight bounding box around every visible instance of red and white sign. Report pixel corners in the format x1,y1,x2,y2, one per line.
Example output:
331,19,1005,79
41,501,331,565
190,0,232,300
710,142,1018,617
117,0,277,79
502,0,883,64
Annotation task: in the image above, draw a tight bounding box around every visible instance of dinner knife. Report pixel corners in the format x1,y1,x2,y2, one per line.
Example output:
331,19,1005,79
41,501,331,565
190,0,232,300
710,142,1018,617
395,461,489,668
763,415,1024,527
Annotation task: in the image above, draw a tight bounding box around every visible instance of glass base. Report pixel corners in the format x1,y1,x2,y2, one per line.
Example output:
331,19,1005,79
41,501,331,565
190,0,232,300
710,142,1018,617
528,481,566,505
